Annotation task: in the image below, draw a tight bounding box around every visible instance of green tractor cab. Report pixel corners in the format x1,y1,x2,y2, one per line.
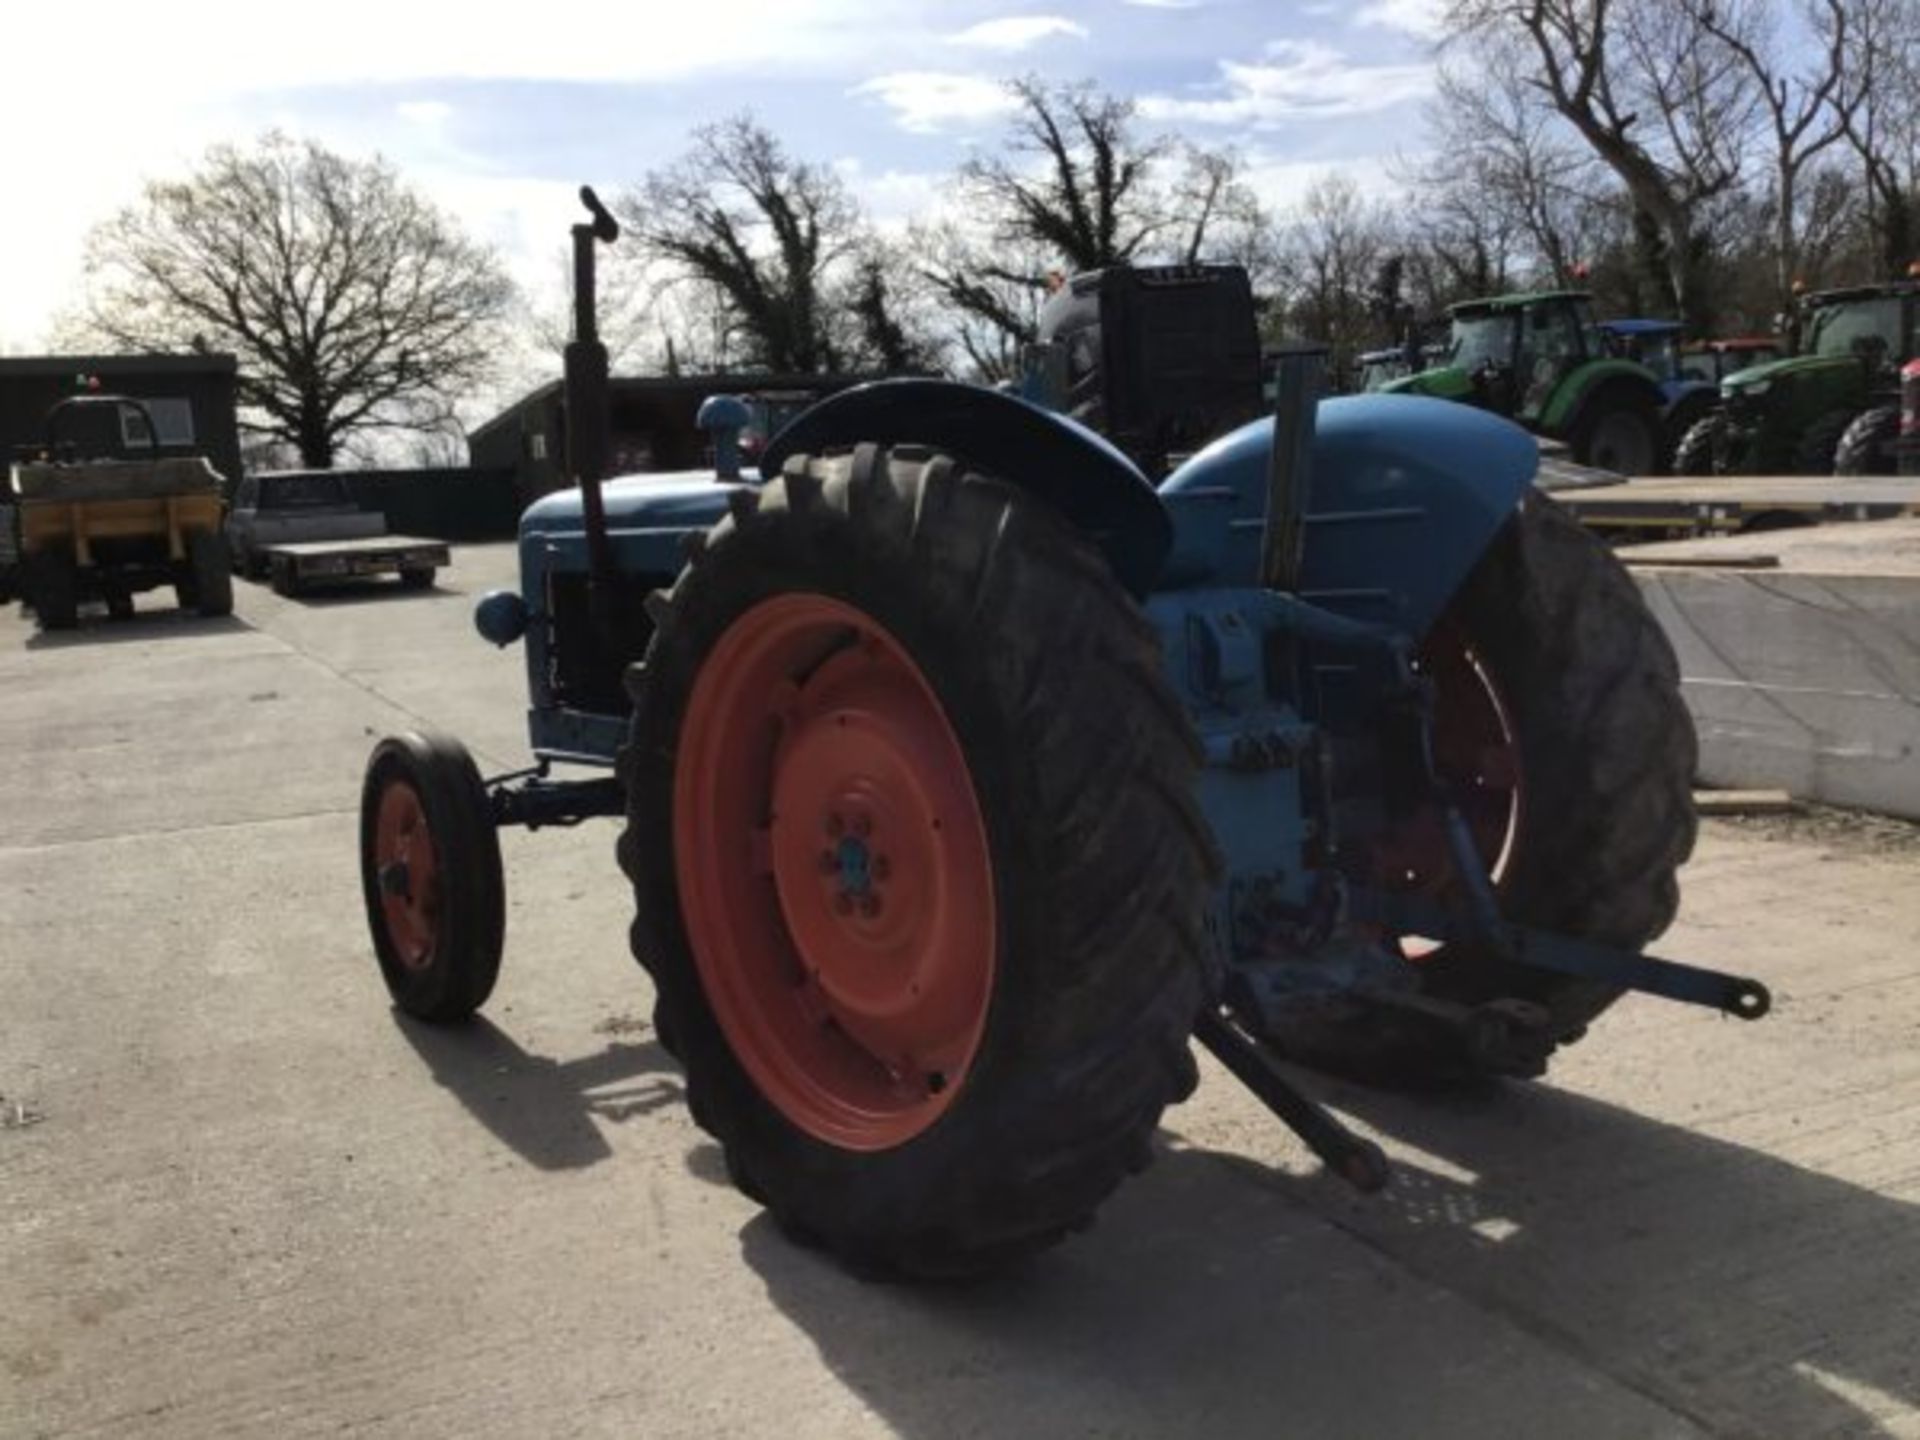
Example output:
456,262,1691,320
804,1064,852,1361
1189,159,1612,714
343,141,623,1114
1383,291,1668,474
1679,281,1918,476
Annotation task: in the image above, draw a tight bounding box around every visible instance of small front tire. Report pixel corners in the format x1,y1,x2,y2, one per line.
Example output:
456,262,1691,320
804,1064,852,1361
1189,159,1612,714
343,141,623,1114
360,731,505,1023
1834,404,1899,476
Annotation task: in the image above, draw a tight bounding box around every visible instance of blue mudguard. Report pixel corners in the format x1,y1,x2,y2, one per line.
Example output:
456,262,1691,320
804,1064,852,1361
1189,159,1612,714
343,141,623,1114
759,378,1172,595
1157,394,1539,637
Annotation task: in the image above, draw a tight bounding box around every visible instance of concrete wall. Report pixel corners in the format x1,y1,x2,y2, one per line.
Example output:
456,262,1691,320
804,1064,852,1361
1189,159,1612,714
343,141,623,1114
1636,568,1920,819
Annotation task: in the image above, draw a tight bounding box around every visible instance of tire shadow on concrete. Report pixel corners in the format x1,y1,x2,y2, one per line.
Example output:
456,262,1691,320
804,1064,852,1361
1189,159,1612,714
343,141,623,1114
21,611,253,649
1230,1077,1920,1439
391,1013,681,1172
734,1082,1918,1439
732,1139,1696,1440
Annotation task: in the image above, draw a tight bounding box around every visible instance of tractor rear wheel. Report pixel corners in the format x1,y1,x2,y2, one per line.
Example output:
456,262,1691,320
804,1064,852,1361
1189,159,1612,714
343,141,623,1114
621,444,1215,1278
1568,391,1663,475
1835,404,1899,476
187,531,233,617
27,551,79,631
359,731,505,1022
1279,494,1697,1085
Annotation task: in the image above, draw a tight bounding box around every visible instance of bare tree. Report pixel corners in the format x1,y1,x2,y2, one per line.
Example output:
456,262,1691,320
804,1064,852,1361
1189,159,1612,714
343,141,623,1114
961,78,1173,272
846,242,943,373
1687,0,1861,318
1421,44,1607,287
1837,0,1920,273
911,224,1054,383
622,115,871,373
1448,0,1758,324
76,133,513,468
1171,145,1276,281
1276,176,1396,370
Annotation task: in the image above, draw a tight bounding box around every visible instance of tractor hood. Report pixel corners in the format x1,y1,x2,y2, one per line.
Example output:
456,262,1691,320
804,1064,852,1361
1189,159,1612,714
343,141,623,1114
1721,352,1855,394
1380,365,1474,400
519,470,740,539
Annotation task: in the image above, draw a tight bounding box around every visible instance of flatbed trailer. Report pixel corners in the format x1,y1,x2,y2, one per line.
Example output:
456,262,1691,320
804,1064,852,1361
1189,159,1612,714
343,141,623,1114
1552,474,1920,540
263,534,450,596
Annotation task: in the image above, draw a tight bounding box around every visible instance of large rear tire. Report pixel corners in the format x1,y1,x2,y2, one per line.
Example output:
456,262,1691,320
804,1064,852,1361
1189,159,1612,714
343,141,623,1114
1567,390,1664,475
188,531,233,617
621,444,1216,1278
1274,494,1698,1085
27,551,79,632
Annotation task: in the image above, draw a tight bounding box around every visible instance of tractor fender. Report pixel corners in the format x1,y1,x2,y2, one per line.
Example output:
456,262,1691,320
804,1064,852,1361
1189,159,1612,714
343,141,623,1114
758,378,1171,595
1157,394,1538,638
1547,364,1665,435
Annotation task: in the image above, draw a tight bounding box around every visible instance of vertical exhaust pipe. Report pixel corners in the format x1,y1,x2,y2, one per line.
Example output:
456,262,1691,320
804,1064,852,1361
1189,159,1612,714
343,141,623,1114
565,185,621,631
1260,346,1326,593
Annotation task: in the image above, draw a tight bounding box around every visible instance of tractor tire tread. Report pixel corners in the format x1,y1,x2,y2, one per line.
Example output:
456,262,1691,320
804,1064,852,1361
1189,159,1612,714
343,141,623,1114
623,443,1214,1279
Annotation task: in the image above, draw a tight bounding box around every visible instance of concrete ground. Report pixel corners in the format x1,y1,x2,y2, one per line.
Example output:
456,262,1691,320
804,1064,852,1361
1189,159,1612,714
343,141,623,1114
3,545,1917,1440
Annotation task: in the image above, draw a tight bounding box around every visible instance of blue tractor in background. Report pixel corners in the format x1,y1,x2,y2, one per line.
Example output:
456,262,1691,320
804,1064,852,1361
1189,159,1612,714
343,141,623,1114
1595,318,1720,470
359,191,1769,1280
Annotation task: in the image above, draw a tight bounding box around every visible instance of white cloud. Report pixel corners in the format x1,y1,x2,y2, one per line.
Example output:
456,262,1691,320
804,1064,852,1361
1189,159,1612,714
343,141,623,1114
853,72,1020,133
1355,0,1446,39
1122,0,1203,8
396,100,453,128
944,15,1087,50
1238,151,1401,212
1139,39,1433,127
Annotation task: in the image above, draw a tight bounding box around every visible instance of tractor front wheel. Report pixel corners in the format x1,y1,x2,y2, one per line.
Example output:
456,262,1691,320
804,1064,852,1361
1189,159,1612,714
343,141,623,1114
359,731,505,1022
1672,415,1720,475
1835,404,1900,476
622,444,1216,1278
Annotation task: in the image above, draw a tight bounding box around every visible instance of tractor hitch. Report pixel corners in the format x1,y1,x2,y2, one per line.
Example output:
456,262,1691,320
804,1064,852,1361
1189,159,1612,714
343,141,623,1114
1346,886,1772,1020
1195,1008,1390,1193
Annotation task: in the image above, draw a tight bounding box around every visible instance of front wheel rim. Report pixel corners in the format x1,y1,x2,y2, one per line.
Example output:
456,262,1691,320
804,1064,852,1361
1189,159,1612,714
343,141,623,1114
673,593,997,1152
374,778,441,970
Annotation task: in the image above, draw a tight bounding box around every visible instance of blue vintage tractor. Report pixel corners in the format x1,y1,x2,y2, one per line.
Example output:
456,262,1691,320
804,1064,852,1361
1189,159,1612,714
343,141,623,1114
360,191,1770,1279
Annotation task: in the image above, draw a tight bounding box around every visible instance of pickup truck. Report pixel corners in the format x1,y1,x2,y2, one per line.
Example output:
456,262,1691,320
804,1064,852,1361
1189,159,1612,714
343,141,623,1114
227,471,450,596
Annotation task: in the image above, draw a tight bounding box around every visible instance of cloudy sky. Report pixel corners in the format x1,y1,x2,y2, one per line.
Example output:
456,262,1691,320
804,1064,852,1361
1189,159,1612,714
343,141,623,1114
0,0,1444,354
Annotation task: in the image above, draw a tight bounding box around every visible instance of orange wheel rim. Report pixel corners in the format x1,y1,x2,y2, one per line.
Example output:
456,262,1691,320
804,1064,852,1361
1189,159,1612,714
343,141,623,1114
375,780,441,970
673,593,997,1151
1373,620,1524,960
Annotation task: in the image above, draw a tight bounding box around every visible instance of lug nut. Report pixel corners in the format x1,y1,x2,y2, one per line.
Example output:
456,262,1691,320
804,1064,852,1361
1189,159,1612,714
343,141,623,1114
834,894,854,915
860,895,882,918
871,855,890,882
819,849,838,874
851,814,871,838
825,814,845,839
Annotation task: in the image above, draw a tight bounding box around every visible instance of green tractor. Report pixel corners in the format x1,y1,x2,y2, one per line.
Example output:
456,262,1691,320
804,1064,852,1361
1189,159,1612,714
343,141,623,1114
1675,280,1919,476
1383,291,1668,474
